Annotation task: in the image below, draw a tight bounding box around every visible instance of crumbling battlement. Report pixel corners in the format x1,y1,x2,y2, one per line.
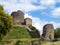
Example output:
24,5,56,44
11,10,32,26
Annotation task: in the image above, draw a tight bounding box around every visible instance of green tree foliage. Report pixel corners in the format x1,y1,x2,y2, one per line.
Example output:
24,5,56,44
0,5,12,40
29,25,40,38
29,25,37,31
0,5,4,11
54,28,60,38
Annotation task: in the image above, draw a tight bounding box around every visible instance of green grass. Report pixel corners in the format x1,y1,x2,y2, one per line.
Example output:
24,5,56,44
1,39,60,45
1,25,60,45
41,41,60,45
4,26,31,40
0,38,40,45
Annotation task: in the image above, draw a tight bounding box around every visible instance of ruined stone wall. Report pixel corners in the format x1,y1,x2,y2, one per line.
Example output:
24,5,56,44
11,10,24,25
42,24,54,41
24,18,32,26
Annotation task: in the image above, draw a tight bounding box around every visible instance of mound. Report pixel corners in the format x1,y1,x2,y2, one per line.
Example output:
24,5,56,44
4,25,31,40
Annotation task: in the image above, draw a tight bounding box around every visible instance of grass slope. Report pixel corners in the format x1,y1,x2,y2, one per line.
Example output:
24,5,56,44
1,25,60,45
4,25,31,40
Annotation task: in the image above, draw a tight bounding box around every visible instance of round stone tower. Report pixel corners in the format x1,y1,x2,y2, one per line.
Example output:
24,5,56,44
42,24,54,41
11,10,24,25
24,18,32,26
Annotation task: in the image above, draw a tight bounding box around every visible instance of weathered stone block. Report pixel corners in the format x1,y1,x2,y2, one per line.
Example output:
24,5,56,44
31,40,40,45
24,18,32,26
42,24,54,41
11,10,24,25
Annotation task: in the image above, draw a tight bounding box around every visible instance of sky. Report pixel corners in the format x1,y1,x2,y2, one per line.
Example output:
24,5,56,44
0,0,60,34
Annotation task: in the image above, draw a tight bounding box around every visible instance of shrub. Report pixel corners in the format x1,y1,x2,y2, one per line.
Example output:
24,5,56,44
54,28,60,38
28,25,40,38
29,25,37,31
0,5,12,40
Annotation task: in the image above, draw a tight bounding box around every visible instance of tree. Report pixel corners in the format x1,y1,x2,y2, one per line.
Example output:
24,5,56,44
29,25,40,38
54,28,60,38
0,5,12,40
29,25,37,31
0,5,4,11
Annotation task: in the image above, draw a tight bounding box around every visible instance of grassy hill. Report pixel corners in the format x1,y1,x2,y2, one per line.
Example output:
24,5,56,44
0,25,40,45
4,25,31,40
0,25,60,45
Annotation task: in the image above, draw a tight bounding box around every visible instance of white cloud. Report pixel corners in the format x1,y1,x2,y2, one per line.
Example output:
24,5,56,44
0,0,44,13
0,0,60,35
24,13,60,35
40,0,55,6
0,0,17,3
52,22,60,28
56,0,60,3
39,0,60,17
51,7,60,17
24,13,33,18
0,0,56,14
40,0,55,9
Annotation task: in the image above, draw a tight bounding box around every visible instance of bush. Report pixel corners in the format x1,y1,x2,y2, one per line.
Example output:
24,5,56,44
28,25,40,38
29,25,37,31
54,28,60,38
0,5,12,40
15,40,21,45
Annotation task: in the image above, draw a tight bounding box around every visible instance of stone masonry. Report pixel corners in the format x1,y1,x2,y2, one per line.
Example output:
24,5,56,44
42,24,54,41
24,18,32,26
11,10,55,40
11,10,32,26
11,10,24,25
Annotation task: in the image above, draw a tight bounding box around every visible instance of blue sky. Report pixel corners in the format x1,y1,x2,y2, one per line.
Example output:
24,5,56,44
0,0,60,34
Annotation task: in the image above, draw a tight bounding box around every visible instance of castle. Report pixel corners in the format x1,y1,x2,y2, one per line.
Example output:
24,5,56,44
11,10,32,26
42,24,54,41
11,10,40,38
11,10,54,41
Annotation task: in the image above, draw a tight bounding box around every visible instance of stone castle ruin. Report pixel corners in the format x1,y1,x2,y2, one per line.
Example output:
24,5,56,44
11,10,24,25
11,10,32,26
11,10,54,41
42,24,54,41
24,18,32,26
